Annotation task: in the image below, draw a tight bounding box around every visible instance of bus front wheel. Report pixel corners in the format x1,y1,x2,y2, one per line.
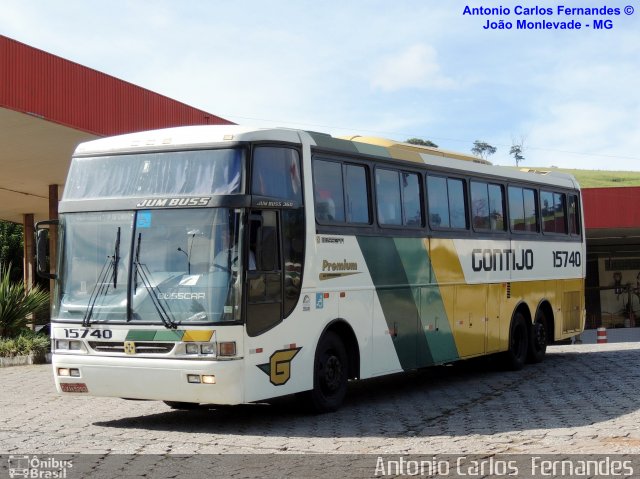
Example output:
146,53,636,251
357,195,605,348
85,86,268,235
504,312,528,371
302,331,348,413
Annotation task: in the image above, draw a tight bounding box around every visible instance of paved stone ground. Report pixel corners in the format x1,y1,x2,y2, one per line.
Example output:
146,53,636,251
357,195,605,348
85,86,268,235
1,342,640,456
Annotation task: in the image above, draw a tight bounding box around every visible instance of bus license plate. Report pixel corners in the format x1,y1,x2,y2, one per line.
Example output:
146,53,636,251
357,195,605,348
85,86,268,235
60,383,88,393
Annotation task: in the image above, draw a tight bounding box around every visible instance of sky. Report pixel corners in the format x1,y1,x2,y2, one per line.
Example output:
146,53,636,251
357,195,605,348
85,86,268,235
2,0,639,170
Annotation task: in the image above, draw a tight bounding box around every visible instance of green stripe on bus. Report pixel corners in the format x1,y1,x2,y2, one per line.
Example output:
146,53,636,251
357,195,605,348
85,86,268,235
153,330,184,341
357,236,434,370
351,141,391,158
393,238,459,364
125,330,184,341
307,132,361,153
125,330,158,341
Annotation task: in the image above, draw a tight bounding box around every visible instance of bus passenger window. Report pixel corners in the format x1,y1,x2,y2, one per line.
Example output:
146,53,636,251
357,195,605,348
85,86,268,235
376,169,402,225
427,176,449,227
508,187,525,231
568,194,580,235
541,191,555,233
344,164,370,223
402,173,422,226
447,178,467,229
510,186,538,233
471,181,490,230
554,193,566,234
488,184,505,230
313,160,345,222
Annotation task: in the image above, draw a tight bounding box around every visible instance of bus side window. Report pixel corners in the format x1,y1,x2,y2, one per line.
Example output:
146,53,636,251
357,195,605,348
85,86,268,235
252,147,302,202
568,194,580,235
541,190,555,233
554,192,566,234
313,160,345,222
376,169,401,226
344,164,370,224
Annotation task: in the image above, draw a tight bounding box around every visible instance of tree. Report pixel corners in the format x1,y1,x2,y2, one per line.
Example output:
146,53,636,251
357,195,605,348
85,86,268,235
471,140,497,161
0,264,49,338
406,138,438,148
0,221,23,283
510,135,526,167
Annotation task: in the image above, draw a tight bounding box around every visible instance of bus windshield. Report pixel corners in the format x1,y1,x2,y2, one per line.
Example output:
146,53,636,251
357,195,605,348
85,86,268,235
63,148,243,200
55,208,243,325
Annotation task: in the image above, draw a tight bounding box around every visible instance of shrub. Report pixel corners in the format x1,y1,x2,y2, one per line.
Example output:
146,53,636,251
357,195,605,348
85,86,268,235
0,264,49,338
0,332,50,358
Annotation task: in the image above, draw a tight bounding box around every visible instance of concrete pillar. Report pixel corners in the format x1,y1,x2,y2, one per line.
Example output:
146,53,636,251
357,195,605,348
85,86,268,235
49,184,59,304
23,213,35,330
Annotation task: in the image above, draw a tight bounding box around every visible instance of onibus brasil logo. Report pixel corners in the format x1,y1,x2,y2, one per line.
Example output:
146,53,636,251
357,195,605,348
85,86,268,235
7,455,73,478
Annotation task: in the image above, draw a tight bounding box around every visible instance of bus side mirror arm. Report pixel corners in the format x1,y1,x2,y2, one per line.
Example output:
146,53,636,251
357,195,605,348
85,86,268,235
35,220,59,280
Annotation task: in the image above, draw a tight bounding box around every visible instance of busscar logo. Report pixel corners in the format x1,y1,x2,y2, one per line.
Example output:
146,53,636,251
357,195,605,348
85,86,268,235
257,347,302,386
136,197,211,208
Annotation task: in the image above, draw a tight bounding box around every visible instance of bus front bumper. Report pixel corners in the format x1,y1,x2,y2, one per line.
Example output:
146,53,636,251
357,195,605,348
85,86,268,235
52,354,244,405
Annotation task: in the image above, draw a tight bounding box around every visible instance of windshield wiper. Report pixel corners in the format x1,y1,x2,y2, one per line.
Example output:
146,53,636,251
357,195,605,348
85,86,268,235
113,227,121,288
82,228,121,327
132,233,177,329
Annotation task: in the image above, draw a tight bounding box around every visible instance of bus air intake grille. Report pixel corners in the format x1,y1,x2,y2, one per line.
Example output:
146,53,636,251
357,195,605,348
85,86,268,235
89,342,175,354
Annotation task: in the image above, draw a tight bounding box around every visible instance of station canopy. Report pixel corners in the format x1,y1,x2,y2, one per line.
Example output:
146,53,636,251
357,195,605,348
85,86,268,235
0,35,232,224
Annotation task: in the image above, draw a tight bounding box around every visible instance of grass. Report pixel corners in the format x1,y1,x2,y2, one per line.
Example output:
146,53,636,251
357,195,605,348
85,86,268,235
523,167,640,189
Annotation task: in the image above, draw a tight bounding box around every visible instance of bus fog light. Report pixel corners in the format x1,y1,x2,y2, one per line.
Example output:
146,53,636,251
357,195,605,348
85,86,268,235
185,344,199,354
187,374,201,384
218,341,236,357
200,343,216,355
69,368,80,377
57,368,70,376
201,375,216,384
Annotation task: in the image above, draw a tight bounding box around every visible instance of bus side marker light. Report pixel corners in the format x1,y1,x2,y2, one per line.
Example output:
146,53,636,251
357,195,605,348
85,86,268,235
218,342,236,357
340,292,346,298
323,293,329,298
187,375,201,384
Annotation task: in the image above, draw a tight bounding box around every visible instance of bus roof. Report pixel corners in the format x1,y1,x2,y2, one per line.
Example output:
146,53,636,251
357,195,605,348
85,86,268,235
73,125,580,190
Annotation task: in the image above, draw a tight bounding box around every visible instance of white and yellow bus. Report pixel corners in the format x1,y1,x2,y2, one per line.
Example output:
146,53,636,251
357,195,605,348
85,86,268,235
37,126,585,412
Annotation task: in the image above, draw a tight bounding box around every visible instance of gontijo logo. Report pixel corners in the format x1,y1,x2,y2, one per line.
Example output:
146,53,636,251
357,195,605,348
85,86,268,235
257,347,302,386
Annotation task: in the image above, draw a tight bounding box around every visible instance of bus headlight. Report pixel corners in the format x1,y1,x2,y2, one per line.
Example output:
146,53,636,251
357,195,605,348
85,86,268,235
56,340,82,351
200,344,216,355
185,344,200,355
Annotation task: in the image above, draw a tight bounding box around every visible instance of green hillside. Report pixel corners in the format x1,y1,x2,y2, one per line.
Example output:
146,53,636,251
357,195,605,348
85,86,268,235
522,168,640,189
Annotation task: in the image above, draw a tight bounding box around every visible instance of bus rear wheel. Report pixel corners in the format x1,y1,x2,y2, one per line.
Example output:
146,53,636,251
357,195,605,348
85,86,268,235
302,331,348,413
504,312,528,371
528,309,548,363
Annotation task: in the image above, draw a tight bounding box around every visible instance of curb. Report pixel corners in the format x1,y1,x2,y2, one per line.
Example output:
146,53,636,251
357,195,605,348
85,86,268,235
0,352,52,368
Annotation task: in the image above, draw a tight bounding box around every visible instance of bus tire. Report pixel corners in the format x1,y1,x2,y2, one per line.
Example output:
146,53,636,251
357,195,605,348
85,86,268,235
303,331,348,413
503,312,528,371
163,401,200,410
528,309,548,363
